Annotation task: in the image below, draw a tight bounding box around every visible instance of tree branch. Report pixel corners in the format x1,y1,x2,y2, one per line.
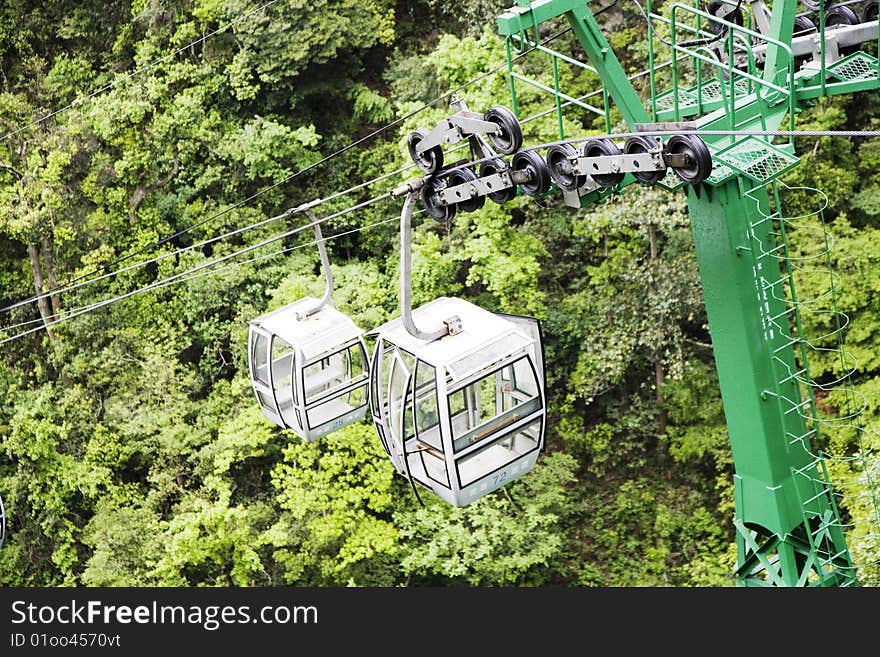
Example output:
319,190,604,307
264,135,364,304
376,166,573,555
129,147,181,217
0,161,23,178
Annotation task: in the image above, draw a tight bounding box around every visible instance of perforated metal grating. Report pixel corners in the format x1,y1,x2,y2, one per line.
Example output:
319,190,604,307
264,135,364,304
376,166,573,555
654,88,698,112
655,168,685,191
656,143,735,189
828,53,879,82
704,160,735,186
697,78,751,103
715,137,800,184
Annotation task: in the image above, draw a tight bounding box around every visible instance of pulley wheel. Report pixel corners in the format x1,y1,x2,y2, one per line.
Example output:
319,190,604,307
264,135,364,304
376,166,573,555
824,4,859,28
483,106,524,155
512,150,552,197
581,138,624,187
623,135,666,186
446,167,485,213
707,0,744,34
863,0,879,22
479,158,517,204
408,128,443,174
546,143,586,192
793,15,817,35
421,178,457,223
666,134,713,185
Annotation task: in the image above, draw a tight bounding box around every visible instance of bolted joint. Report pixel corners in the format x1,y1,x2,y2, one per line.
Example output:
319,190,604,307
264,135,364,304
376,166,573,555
510,168,532,185
444,315,463,336
288,198,322,215
391,176,432,198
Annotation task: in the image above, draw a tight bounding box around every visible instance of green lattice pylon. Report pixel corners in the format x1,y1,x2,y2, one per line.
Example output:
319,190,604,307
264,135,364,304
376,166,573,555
496,0,877,586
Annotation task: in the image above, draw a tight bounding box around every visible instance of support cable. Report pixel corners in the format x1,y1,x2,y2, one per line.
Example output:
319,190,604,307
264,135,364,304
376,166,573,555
25,24,575,305
7,122,877,320
0,162,413,315
1,214,405,335
0,193,391,345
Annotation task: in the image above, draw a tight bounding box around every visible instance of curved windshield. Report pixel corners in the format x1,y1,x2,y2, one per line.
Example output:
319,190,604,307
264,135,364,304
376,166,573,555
388,351,412,456
412,361,448,488
303,342,368,405
271,337,296,428
251,330,270,385
448,356,541,453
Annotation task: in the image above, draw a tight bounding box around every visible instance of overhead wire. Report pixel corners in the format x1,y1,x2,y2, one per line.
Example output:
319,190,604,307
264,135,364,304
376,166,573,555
0,161,416,316
1,22,577,316
1,213,408,336
14,120,865,343
9,113,877,334
0,193,394,345
8,97,878,325
161,215,406,292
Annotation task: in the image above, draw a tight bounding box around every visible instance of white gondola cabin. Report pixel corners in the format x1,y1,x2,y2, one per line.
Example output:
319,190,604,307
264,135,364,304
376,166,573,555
368,296,546,507
247,212,370,441
248,297,370,441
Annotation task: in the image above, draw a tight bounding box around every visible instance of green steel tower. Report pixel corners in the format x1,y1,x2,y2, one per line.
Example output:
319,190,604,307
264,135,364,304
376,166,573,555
495,0,880,586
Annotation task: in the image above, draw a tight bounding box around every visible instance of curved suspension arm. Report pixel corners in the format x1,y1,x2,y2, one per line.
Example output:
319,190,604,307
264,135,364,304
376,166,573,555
400,191,449,342
297,210,334,320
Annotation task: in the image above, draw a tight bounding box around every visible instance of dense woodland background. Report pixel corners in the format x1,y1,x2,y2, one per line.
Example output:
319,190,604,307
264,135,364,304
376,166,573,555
1,0,878,587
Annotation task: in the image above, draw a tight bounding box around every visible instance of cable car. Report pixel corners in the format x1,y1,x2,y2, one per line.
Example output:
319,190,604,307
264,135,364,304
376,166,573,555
370,190,547,506
247,214,369,441
368,296,546,507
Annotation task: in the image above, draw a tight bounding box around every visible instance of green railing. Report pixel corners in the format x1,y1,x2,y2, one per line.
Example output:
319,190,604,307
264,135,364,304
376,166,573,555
670,3,797,135
506,31,613,137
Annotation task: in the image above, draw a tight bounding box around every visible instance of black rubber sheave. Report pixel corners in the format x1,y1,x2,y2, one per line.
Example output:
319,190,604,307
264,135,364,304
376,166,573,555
484,106,524,155
666,134,713,184
512,150,552,196
546,143,586,192
624,135,667,185
408,128,443,174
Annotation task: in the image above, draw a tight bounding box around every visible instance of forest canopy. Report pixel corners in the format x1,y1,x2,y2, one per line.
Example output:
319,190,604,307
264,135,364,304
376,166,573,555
0,0,878,587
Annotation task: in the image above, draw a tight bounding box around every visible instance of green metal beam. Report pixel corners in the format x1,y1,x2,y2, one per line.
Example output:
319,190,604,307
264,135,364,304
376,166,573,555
686,180,853,586
795,77,880,100
497,0,589,35
759,0,798,93
564,10,651,127
497,0,651,127
497,1,860,586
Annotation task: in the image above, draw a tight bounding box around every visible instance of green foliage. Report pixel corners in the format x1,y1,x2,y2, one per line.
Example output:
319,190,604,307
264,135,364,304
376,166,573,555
663,360,730,465
396,452,579,585
216,117,321,184
269,423,400,586
81,499,162,586
1,0,877,591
